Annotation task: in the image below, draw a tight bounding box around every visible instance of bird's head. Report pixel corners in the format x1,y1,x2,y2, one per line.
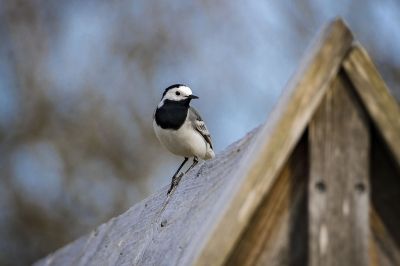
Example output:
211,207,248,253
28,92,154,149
158,84,199,107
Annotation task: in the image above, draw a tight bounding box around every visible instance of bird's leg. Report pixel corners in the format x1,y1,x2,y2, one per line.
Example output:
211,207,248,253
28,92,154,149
185,157,199,174
167,157,188,194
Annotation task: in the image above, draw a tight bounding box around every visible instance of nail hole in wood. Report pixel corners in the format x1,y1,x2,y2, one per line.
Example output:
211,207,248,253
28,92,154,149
355,183,365,193
161,219,167,227
315,181,326,192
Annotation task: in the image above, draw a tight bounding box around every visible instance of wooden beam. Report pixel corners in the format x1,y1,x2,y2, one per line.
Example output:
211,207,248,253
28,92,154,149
308,73,370,266
226,137,308,266
34,128,262,266
193,18,353,266
343,44,400,167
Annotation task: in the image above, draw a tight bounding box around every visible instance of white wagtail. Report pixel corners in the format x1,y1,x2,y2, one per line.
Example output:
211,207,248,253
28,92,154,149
153,84,215,194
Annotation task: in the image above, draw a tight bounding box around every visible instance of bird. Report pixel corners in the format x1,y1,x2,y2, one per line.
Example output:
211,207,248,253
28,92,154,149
153,84,215,194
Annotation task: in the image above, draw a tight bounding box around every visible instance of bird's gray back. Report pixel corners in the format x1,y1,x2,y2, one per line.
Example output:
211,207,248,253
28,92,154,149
188,107,213,149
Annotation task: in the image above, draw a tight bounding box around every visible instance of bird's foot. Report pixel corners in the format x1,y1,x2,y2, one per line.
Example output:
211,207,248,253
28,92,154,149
167,172,184,195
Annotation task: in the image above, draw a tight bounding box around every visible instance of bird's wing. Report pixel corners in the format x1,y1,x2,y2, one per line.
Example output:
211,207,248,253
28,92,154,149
189,107,213,149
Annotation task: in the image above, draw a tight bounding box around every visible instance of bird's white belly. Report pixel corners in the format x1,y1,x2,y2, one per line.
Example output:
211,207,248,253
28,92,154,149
153,120,208,159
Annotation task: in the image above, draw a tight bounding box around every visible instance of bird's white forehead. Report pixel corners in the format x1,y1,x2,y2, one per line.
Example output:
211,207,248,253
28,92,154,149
175,85,192,95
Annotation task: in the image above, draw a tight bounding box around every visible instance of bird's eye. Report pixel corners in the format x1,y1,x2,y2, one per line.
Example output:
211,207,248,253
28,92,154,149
175,91,181,96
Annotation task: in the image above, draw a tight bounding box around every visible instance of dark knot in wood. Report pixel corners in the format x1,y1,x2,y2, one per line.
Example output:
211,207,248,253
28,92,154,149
315,181,326,192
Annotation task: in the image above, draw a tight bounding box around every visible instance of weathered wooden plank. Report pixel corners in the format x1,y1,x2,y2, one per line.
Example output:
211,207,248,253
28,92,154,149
34,128,261,266
226,137,308,266
343,44,400,167
308,73,370,266
193,18,353,266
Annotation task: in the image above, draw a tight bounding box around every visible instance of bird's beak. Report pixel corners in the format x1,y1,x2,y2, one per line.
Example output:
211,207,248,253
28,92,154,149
188,95,199,100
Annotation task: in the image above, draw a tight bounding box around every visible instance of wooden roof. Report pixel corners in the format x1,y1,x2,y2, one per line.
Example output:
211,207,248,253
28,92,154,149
35,18,400,266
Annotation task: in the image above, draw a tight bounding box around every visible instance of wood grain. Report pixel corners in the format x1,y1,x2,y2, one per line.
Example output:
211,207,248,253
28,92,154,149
226,137,308,266
34,128,261,266
308,73,370,266
343,44,400,167
193,18,353,266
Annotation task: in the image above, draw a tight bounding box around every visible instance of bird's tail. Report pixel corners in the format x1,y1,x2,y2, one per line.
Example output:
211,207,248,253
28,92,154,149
205,147,215,160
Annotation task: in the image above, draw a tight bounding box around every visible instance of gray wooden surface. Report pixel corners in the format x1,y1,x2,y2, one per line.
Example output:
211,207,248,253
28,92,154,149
226,137,308,266
193,18,353,266
308,73,370,266
34,127,261,266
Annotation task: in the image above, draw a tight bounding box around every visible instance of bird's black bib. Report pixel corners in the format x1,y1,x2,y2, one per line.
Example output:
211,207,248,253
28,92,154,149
155,99,190,130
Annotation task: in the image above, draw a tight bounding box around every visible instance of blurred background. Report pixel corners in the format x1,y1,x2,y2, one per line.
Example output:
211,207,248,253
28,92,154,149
0,0,399,265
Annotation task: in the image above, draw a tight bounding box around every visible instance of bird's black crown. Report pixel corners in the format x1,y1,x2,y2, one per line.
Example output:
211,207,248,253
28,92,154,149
162,84,187,98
